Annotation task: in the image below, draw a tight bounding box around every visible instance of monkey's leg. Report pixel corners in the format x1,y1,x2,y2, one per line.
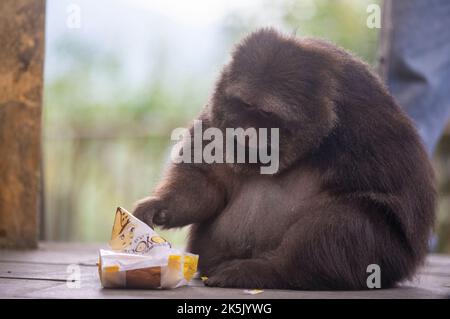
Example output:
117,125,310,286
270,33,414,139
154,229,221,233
205,202,416,290
133,163,226,229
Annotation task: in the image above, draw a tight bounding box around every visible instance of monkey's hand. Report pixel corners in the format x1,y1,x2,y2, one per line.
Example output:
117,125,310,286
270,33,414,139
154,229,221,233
132,196,170,228
132,163,226,229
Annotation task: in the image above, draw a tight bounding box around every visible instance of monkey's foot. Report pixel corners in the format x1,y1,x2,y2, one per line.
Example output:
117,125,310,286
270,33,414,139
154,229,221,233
203,259,285,289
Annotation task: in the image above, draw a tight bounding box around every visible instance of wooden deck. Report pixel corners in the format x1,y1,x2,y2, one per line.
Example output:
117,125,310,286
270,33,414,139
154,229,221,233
0,242,449,299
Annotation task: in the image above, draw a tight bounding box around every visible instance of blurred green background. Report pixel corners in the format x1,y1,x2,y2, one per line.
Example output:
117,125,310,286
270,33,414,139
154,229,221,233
43,0,450,252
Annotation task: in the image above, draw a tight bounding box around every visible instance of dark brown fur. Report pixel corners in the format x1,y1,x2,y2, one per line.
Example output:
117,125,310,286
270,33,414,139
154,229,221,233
133,28,436,290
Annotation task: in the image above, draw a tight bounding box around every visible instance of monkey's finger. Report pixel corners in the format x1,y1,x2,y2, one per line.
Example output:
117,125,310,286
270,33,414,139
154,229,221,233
132,199,157,228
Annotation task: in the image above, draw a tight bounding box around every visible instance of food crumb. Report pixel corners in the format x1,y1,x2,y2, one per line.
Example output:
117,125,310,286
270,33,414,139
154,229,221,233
243,289,264,295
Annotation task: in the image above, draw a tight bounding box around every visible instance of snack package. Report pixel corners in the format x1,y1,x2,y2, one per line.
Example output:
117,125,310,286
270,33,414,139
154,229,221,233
98,207,198,289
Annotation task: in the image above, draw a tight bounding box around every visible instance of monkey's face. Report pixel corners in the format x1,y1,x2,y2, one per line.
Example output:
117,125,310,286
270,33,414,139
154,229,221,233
209,29,337,174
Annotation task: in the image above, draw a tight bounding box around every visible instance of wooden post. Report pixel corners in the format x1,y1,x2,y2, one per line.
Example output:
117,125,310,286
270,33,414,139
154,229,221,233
0,0,45,248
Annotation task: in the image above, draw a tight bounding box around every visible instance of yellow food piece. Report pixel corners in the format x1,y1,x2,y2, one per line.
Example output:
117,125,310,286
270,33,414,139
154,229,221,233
243,289,264,295
104,265,120,273
183,255,199,281
151,236,167,244
167,254,199,281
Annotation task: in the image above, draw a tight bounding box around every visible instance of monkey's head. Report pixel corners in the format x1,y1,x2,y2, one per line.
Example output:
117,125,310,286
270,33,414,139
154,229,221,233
209,28,338,174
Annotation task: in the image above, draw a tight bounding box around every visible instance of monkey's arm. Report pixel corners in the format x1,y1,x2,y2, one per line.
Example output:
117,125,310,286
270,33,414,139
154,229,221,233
133,162,226,228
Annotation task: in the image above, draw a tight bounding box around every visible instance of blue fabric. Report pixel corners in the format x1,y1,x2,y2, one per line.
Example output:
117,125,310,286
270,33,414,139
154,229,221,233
381,0,450,154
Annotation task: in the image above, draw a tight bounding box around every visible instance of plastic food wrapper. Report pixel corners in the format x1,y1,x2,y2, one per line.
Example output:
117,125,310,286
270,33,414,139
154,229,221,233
98,207,199,289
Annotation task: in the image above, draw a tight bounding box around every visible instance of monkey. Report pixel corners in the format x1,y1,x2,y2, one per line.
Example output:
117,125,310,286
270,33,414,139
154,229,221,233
133,28,436,290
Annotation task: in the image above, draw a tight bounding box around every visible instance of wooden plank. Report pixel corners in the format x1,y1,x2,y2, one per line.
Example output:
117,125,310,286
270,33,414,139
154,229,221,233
424,254,450,267
1,243,449,298
0,262,97,282
3,275,447,299
1,271,449,299
402,274,450,295
0,278,63,299
0,242,104,265
0,0,46,248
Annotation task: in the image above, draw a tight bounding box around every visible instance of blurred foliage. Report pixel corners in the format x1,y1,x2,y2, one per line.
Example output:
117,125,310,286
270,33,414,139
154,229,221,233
220,0,380,64
43,38,200,246
281,0,380,63
43,0,448,252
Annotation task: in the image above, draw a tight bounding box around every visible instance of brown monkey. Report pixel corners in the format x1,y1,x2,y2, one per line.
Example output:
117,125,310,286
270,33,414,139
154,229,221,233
133,28,436,290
